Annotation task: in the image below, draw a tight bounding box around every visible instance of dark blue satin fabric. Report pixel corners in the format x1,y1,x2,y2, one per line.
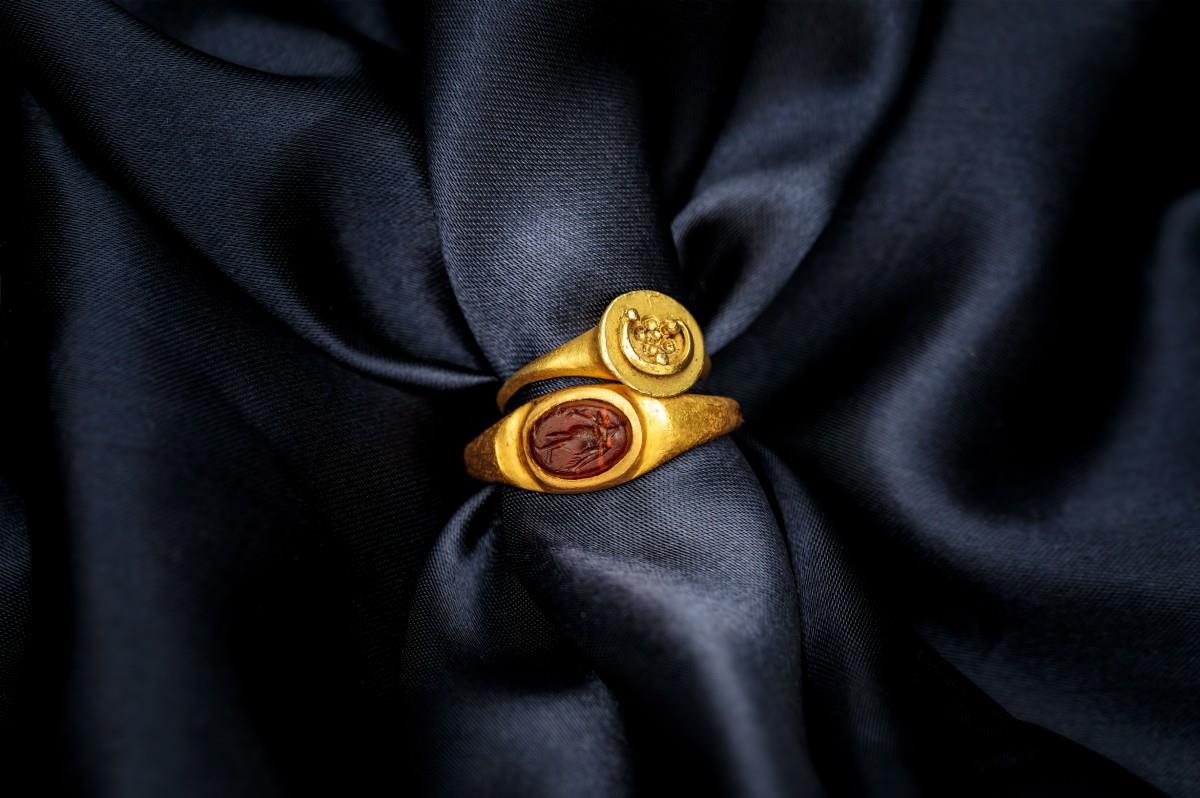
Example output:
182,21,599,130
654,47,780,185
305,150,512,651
1,1,1198,795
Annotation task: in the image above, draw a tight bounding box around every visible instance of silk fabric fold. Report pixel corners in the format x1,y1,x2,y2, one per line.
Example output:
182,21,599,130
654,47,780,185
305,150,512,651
1,1,1197,795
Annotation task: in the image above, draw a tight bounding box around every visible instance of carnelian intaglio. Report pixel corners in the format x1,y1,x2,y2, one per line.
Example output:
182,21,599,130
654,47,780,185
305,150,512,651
527,400,632,479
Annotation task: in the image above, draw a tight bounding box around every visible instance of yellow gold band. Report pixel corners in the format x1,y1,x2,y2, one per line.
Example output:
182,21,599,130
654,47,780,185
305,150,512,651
465,383,741,494
495,289,709,410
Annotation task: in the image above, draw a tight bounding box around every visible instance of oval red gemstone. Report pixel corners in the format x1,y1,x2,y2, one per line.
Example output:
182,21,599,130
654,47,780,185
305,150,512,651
528,399,632,479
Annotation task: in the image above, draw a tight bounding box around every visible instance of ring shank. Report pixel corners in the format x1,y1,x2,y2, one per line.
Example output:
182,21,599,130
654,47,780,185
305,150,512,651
495,329,608,410
497,328,714,411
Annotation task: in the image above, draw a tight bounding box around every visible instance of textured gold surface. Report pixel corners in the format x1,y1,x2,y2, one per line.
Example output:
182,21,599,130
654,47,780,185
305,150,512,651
465,383,741,494
618,307,691,375
598,290,705,395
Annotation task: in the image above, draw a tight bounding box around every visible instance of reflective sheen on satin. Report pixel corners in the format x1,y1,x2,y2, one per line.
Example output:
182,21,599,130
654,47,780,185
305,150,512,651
0,1,1197,796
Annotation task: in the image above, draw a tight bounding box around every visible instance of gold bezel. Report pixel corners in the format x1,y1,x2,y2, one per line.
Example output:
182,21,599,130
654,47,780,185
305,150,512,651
519,385,645,493
597,290,705,398
466,384,742,494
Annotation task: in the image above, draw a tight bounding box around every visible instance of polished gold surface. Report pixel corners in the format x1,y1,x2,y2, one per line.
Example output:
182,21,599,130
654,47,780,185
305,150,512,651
465,383,741,494
495,290,708,410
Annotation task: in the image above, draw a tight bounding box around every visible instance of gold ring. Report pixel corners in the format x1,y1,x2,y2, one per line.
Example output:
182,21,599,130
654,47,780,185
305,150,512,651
495,289,710,410
465,383,742,493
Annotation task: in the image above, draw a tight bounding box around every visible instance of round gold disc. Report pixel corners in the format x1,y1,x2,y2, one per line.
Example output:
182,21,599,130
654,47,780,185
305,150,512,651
596,290,705,397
